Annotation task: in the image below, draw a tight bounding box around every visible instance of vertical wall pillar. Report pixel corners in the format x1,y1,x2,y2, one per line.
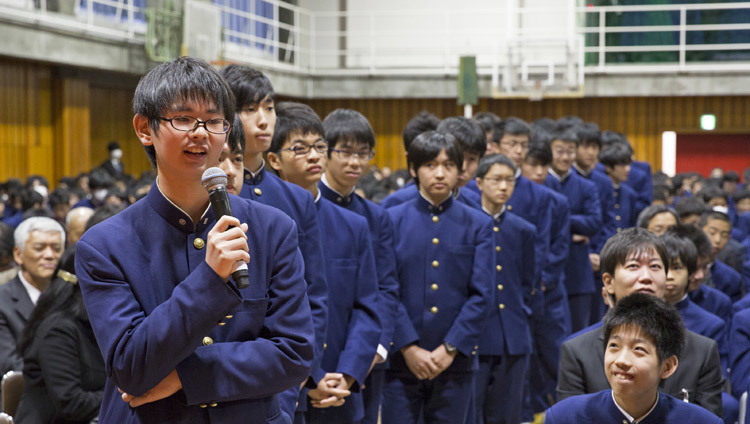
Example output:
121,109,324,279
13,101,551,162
54,77,91,183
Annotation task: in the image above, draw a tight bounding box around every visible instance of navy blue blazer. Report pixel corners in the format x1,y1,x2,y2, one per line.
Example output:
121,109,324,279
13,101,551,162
733,292,750,315
626,161,653,215
387,195,493,372
676,297,728,374
75,185,314,424
477,210,535,356
240,166,328,384
307,198,381,423
729,308,750,396
573,166,615,253
612,183,639,231
380,183,480,210
545,171,602,295
708,260,744,303
542,186,571,289
319,181,401,352
690,284,732,326
545,390,722,424
506,175,553,289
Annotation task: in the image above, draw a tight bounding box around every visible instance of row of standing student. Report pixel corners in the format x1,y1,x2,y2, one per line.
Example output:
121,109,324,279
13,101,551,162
69,56,740,424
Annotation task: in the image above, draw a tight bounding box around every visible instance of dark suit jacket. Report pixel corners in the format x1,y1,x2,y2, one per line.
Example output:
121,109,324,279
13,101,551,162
557,323,724,417
0,276,34,375
14,314,105,424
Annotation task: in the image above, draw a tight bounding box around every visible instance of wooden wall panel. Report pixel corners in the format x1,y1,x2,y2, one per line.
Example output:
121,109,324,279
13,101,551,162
299,95,750,173
90,85,152,177
54,78,91,182
0,59,54,183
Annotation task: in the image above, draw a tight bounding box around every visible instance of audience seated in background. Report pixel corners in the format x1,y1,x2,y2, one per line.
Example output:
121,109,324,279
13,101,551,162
0,217,65,377
14,247,105,424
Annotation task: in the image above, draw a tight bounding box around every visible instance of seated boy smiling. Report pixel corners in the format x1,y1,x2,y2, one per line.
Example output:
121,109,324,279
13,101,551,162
545,293,722,424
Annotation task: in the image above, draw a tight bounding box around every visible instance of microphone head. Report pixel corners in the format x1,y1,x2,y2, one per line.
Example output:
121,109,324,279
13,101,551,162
201,167,228,192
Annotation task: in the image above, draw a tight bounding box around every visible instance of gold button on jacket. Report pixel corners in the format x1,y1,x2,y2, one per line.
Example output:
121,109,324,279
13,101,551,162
202,337,213,346
193,238,205,249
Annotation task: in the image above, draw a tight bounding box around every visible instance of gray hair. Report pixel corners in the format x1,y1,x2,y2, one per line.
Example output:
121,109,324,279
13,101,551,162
65,207,94,226
14,217,66,251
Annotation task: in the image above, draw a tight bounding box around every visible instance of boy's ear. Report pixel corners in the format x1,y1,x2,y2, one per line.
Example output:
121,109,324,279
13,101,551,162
267,151,282,173
602,272,615,295
409,166,417,180
133,114,154,147
475,177,483,193
660,355,678,380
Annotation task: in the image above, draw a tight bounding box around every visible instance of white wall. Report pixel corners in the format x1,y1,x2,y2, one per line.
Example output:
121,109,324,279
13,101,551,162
302,0,576,74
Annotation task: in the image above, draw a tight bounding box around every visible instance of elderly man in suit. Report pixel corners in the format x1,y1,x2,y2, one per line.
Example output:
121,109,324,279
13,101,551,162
0,217,65,376
557,227,725,418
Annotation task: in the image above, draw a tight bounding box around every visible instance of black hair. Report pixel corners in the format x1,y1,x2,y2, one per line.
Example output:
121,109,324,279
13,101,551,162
599,143,633,168
219,64,275,110
403,111,440,151
25,175,49,189
88,168,114,191
556,115,584,131
48,188,70,208
674,197,708,220
733,189,750,203
17,246,89,356
407,131,463,187
636,205,680,230
652,185,671,203
576,122,602,148
22,208,54,220
85,204,126,231
473,112,501,143
20,188,43,211
723,171,740,183
58,176,76,189
133,57,236,167
496,117,530,141
227,114,246,154
603,292,685,363
524,141,553,166
476,154,516,179
659,232,698,278
436,117,486,156
601,130,634,155
531,117,556,133
600,227,669,278
322,108,376,157
269,101,324,154
667,224,713,259
698,210,732,229
0,222,14,269
697,186,727,204
550,128,580,146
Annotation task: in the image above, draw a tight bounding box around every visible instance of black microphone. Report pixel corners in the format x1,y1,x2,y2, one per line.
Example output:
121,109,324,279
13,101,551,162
201,167,250,289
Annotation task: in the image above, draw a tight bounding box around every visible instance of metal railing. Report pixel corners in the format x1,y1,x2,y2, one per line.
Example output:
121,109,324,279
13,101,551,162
3,0,750,76
0,0,146,42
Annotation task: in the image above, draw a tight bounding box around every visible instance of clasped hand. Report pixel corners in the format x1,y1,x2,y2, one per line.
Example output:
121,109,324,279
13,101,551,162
401,344,456,380
308,373,354,408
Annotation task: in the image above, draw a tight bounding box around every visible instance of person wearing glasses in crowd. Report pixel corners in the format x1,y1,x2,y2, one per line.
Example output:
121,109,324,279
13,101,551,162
75,57,314,423
267,102,382,424
319,108,400,424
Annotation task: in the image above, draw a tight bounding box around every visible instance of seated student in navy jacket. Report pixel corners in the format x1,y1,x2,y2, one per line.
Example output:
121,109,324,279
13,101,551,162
670,225,733,325
473,154,536,424
699,211,745,302
267,102,382,424
380,112,440,209
75,57,314,424
521,139,573,415
660,231,729,372
729,307,750,399
544,128,601,332
380,117,485,209
599,142,638,232
381,131,493,424
220,65,328,418
547,293,722,424
320,108,400,424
